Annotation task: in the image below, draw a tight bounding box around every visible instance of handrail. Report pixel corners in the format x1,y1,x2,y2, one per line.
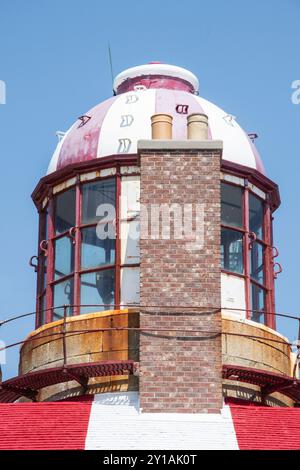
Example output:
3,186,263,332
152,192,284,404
1,303,300,326
0,304,299,380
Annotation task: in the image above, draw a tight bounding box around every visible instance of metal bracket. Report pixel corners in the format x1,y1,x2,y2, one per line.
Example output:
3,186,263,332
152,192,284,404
68,226,76,245
273,262,283,279
40,240,48,256
29,256,39,273
62,368,88,390
0,383,38,402
248,231,257,249
248,133,258,143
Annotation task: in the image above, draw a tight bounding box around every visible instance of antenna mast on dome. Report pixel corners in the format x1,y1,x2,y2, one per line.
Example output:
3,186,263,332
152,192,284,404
108,43,115,95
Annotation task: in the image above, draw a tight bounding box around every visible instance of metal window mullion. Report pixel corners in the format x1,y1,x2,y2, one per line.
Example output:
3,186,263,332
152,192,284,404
79,264,116,276
221,269,246,280
73,179,82,316
51,230,72,242
50,272,75,286
36,210,44,328
250,278,268,290
264,202,275,328
115,169,121,308
221,223,245,233
45,196,55,323
244,184,251,319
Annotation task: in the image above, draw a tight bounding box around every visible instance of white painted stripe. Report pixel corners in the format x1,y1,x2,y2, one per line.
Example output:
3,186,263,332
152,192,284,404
97,90,156,158
85,392,239,450
197,96,257,169
221,273,246,318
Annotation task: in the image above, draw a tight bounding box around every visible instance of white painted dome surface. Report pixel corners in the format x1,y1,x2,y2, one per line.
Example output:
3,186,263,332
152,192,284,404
47,65,264,175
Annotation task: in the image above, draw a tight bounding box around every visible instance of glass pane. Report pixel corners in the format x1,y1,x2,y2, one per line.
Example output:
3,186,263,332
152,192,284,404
250,242,264,284
80,269,115,314
249,193,264,240
81,227,115,269
41,256,47,292
221,183,243,228
40,295,46,325
82,178,116,225
54,236,74,280
250,283,265,324
53,278,74,320
221,228,244,274
55,188,76,235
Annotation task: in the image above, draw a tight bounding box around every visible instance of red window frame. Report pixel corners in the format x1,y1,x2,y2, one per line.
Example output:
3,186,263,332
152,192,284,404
35,166,277,330
37,169,122,326
221,180,275,328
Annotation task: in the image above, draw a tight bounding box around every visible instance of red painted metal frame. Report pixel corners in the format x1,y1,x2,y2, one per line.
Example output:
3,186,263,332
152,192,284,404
74,178,82,317
221,179,275,328
243,181,251,320
0,362,298,404
33,155,280,329
0,360,136,403
36,168,128,325
45,196,55,324
223,364,300,404
265,203,275,329
115,166,121,307
36,210,47,329
43,178,117,324
31,157,280,211
32,155,139,210
221,159,280,210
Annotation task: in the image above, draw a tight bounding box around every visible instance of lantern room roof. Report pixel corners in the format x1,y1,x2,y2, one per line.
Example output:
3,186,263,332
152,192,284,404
113,62,199,94
47,63,265,175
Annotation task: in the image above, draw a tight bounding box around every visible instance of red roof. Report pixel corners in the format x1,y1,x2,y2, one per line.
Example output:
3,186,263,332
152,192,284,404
0,401,92,450
1,398,300,450
230,404,300,450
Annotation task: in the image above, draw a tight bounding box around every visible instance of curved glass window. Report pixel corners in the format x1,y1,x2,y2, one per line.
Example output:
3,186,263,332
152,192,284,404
80,179,116,314
53,278,74,320
55,189,76,234
37,177,117,325
221,181,272,327
250,241,264,284
37,176,274,329
249,193,264,239
221,228,243,274
221,183,243,228
81,227,115,269
50,188,76,320
54,236,74,279
82,179,116,225
250,284,265,324
80,269,115,315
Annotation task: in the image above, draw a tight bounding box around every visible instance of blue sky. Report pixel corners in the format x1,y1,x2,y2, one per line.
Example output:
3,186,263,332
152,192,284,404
0,0,299,379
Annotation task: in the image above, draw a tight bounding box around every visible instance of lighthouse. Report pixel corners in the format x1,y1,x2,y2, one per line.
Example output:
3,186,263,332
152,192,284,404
2,62,297,411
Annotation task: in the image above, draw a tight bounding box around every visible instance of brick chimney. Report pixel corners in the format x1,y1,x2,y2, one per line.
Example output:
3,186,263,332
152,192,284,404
138,139,223,413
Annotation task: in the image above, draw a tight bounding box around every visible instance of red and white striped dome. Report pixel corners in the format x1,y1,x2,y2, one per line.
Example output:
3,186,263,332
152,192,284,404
47,63,265,174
